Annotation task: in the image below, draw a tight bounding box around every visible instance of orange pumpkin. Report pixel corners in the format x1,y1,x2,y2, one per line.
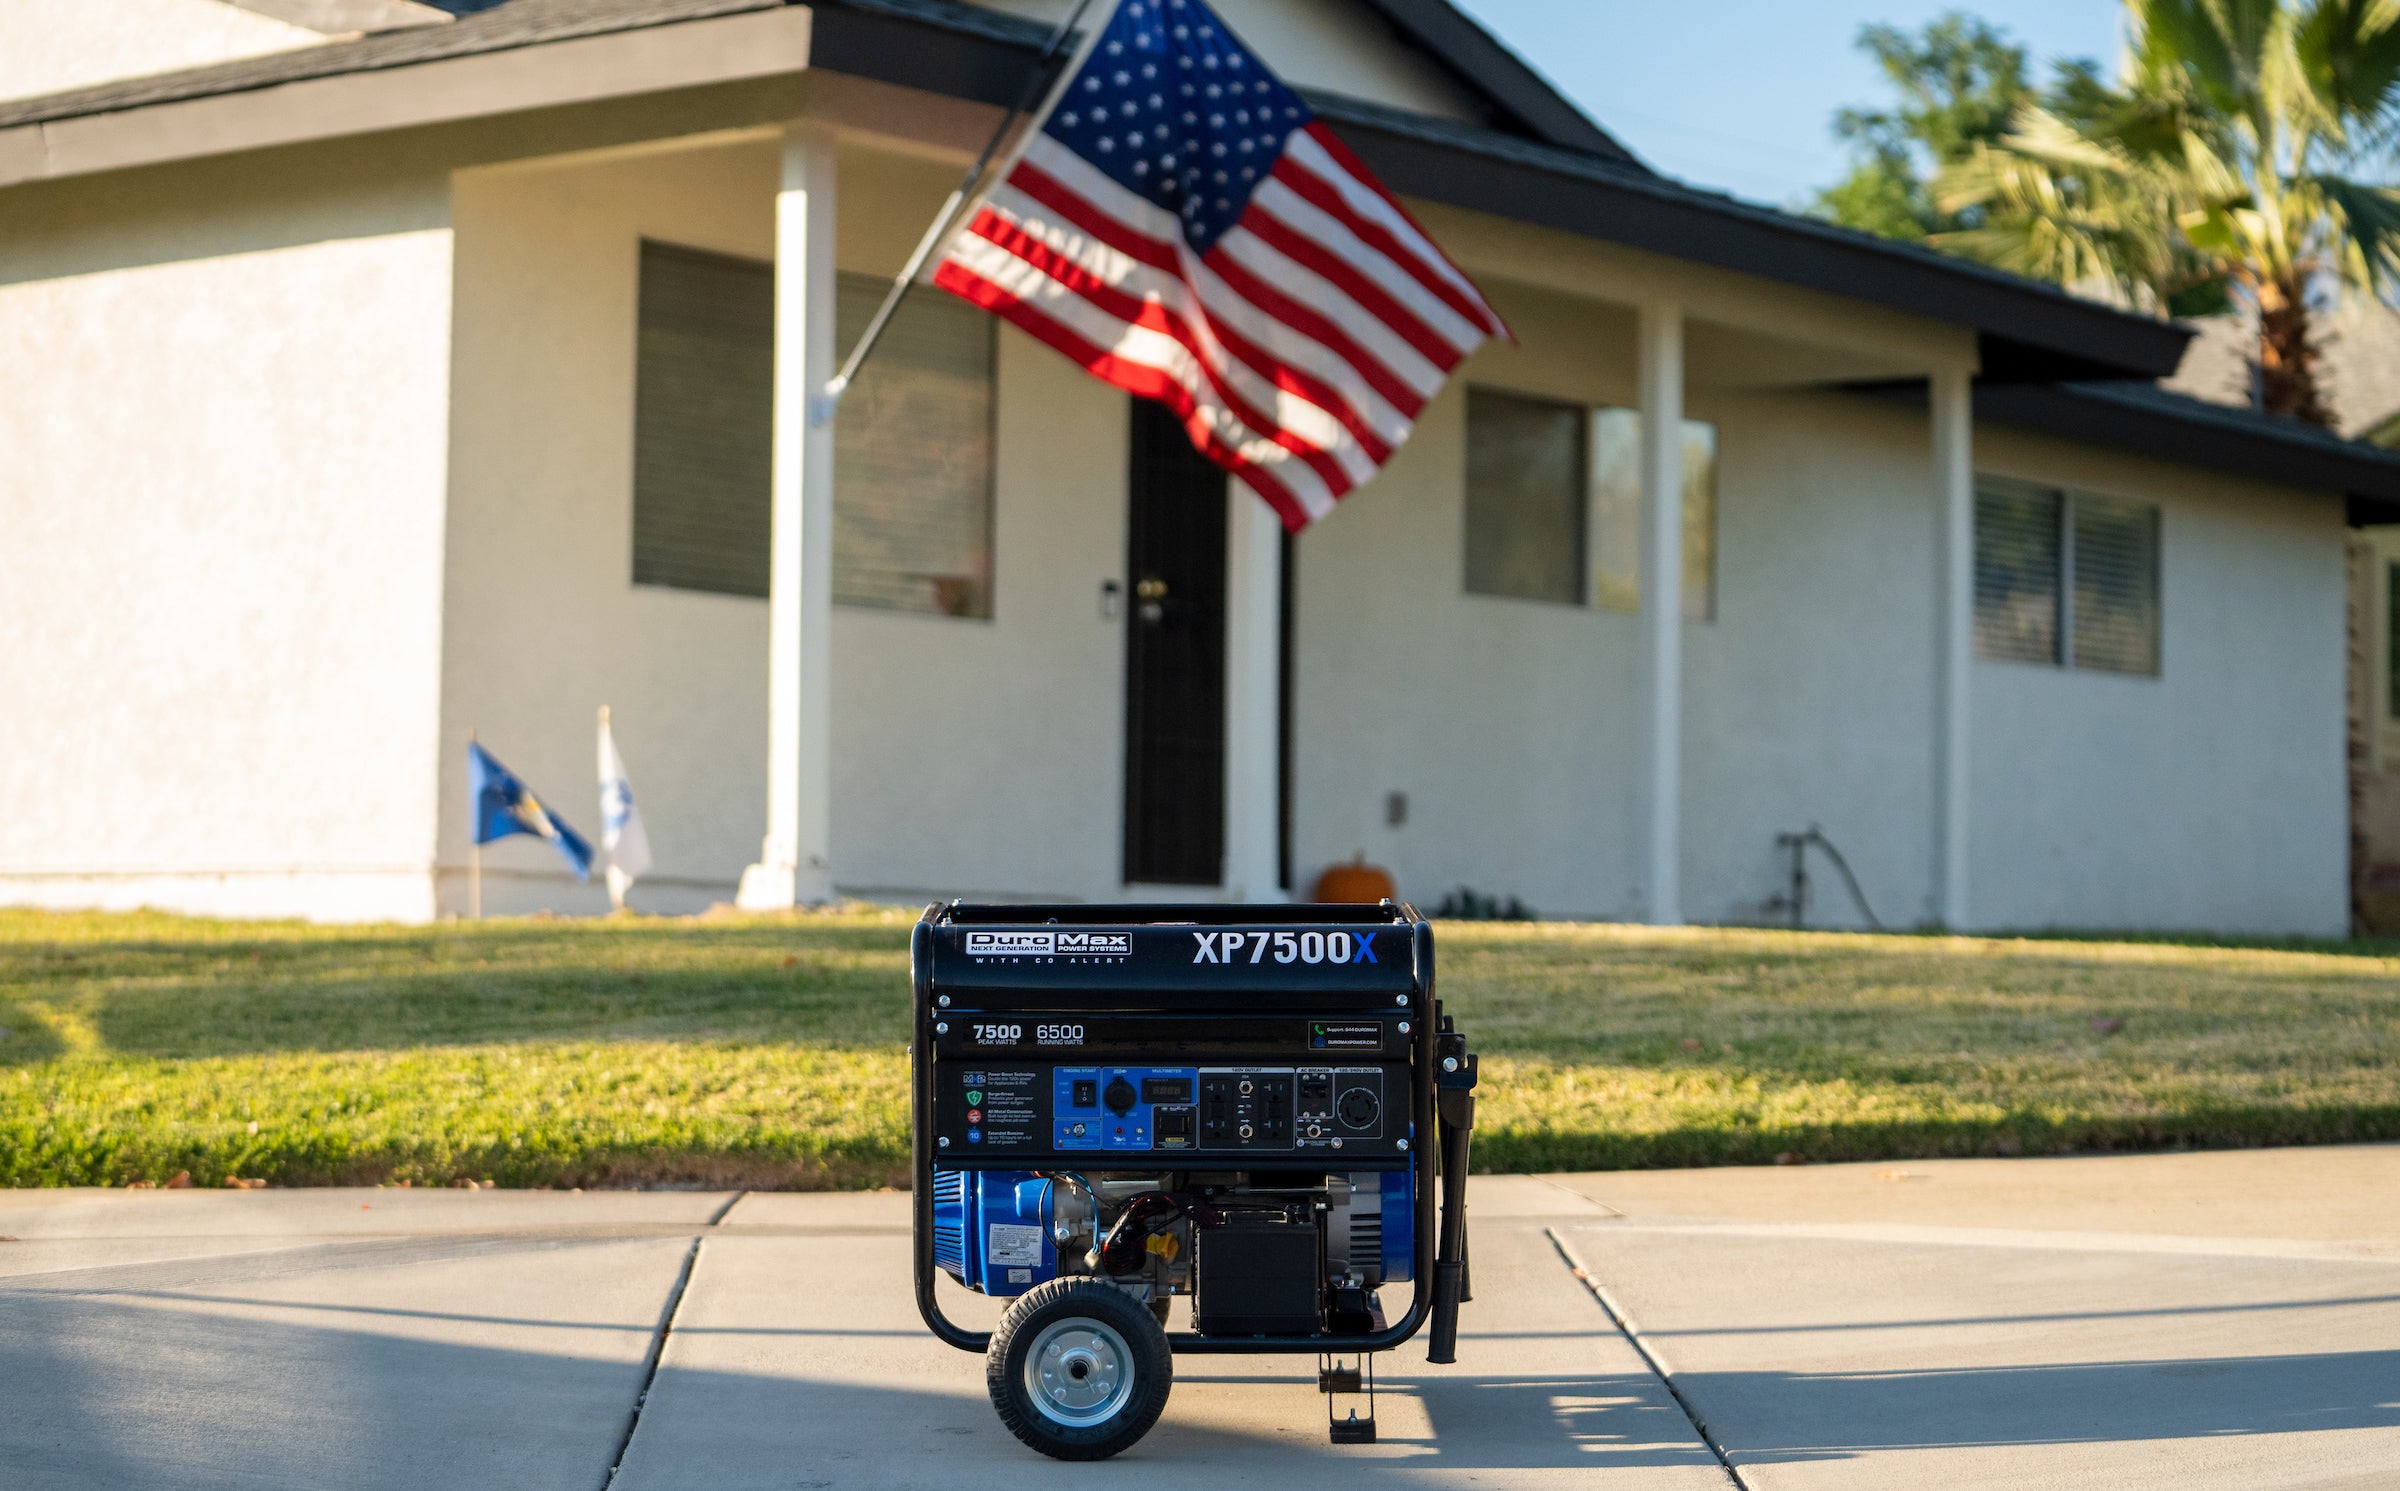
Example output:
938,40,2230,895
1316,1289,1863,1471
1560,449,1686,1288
1313,856,1396,904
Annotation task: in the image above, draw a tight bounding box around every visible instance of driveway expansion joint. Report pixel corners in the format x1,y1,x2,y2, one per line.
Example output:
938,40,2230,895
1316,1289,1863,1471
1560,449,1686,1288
601,1195,732,1491
1546,1225,1749,1490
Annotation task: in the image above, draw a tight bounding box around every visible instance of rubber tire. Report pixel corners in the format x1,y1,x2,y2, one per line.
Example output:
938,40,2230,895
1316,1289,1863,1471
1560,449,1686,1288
987,1279,1173,1460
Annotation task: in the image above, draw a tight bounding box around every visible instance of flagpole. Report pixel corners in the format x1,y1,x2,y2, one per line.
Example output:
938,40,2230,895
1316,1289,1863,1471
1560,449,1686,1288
813,0,1104,424
468,727,482,922
599,705,627,915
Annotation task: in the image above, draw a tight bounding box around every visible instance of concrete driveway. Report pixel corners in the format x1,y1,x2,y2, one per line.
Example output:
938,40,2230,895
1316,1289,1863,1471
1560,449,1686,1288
3,1147,2396,1490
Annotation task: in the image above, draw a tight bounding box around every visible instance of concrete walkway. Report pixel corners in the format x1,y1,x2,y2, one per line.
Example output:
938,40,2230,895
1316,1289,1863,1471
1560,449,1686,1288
2,1148,2395,1489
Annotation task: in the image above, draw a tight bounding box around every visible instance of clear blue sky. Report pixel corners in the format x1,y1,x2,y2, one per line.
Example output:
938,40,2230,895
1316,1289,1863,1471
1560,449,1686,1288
1452,1,2126,206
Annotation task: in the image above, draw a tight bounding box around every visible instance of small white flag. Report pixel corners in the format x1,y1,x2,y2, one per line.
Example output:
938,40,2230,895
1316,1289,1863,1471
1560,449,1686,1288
597,707,652,911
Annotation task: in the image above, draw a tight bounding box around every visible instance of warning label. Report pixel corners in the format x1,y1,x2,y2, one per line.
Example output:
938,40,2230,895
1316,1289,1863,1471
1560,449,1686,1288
988,1223,1044,1267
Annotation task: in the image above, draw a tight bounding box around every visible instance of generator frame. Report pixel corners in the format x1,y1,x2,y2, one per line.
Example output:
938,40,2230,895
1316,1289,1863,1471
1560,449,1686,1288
908,901,1474,1366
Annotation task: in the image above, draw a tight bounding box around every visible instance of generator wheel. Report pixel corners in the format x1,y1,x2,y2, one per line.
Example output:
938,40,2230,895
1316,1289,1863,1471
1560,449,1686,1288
987,1279,1173,1460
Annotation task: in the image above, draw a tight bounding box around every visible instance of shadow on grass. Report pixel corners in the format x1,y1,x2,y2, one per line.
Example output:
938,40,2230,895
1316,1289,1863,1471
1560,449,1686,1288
0,921,913,1060
0,997,70,1069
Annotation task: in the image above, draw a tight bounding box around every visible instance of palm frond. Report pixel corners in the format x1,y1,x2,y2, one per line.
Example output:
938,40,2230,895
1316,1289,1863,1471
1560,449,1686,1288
1936,136,2196,306
2135,0,2269,112
2310,173,2400,289
1999,105,2143,174
2295,0,2400,134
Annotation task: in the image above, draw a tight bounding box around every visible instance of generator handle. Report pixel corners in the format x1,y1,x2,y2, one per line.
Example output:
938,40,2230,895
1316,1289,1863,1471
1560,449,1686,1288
1425,1033,1478,1365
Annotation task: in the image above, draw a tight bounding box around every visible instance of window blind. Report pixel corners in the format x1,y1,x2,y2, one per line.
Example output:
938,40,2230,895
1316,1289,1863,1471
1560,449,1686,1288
1973,482,2062,664
2070,494,2161,675
831,272,997,619
629,250,999,616
631,241,775,598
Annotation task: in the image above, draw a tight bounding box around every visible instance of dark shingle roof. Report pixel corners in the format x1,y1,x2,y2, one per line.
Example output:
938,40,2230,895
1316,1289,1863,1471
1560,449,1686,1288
1978,381,2400,514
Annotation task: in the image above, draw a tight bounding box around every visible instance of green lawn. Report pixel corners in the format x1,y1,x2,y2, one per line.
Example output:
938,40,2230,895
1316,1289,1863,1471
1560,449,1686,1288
2,908,2395,1189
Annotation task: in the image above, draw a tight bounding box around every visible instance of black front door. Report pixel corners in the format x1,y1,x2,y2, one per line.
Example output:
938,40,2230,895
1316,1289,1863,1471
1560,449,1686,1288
1124,399,1227,885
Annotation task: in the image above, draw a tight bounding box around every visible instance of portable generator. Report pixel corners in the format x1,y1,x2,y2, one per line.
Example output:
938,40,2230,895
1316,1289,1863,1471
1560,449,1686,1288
910,901,1478,1460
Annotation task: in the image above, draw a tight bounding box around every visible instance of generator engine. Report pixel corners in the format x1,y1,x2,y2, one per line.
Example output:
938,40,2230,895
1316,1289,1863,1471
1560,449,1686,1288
910,903,1477,1461
932,1168,1413,1327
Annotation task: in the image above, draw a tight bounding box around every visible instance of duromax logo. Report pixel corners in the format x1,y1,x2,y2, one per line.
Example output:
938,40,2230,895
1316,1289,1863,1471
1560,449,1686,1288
1055,931,1131,958
965,931,1054,957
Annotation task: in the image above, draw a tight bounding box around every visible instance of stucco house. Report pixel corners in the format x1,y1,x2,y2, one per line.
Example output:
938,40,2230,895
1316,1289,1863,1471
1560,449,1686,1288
8,0,2400,934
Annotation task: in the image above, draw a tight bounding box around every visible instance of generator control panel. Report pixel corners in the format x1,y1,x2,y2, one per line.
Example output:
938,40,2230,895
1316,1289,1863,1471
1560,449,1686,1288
934,1061,1399,1159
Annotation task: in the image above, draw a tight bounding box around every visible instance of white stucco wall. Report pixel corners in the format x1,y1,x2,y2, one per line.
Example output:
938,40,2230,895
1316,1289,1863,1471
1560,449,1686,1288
443,143,775,916
0,0,324,103
1287,281,1952,925
0,168,455,920
1966,430,2348,935
1678,390,1944,930
1287,284,1643,919
443,137,1137,915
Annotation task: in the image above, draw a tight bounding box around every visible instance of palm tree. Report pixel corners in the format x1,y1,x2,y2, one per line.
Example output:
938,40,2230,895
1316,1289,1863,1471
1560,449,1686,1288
1937,0,2400,425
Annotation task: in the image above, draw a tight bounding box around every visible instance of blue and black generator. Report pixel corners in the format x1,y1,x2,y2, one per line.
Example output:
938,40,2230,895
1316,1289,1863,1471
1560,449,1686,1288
910,901,1478,1459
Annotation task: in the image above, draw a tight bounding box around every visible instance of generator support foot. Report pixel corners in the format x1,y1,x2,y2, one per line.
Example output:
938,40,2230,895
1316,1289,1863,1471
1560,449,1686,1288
1322,1352,1378,1443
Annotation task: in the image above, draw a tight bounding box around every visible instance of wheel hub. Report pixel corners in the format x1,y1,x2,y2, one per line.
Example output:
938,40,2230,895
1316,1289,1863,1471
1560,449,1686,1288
1025,1318,1136,1427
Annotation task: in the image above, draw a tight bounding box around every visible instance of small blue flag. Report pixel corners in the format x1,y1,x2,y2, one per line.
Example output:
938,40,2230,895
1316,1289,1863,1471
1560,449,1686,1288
468,741,593,881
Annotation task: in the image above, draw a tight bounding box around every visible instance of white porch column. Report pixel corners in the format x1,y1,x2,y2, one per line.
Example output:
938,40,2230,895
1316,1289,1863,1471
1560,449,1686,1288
738,124,838,909
1931,365,1975,929
1222,491,1285,901
1637,298,1685,926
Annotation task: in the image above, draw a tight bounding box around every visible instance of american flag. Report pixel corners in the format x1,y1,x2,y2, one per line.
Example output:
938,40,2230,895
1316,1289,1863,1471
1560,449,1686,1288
932,0,1507,532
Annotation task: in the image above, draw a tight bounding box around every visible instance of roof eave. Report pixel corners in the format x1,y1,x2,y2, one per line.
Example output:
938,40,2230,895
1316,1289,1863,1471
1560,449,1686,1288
1313,100,2192,384
1872,380,2400,518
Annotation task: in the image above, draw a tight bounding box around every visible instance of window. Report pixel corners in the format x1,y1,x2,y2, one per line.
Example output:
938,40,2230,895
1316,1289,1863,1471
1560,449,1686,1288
1972,482,2062,664
632,241,774,598
2070,494,2161,674
2388,560,2400,720
1590,409,1717,621
629,244,997,617
1973,479,2159,675
1464,388,1584,604
831,272,996,619
1464,389,1717,618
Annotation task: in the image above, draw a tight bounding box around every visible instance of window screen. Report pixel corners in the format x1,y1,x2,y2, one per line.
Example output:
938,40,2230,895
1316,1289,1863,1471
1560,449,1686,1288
632,241,774,598
832,272,996,619
1589,409,1718,620
1974,482,2062,664
2070,494,2160,675
1465,388,1585,604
